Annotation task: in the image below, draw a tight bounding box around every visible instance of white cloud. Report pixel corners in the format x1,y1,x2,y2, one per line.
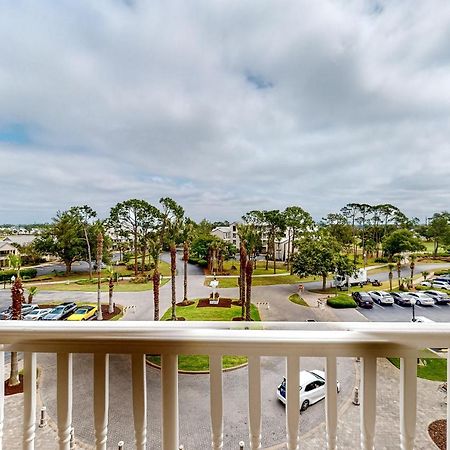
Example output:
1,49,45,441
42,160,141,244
1,0,450,223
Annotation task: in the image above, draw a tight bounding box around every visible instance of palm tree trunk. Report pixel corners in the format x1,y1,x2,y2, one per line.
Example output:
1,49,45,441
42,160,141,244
8,352,20,387
153,266,160,321
108,277,114,314
286,229,291,272
245,259,253,321
322,273,327,290
134,230,138,276
97,233,103,320
141,244,146,275
170,243,177,320
240,243,247,318
273,236,276,274
389,272,393,291
84,225,93,280
183,242,189,302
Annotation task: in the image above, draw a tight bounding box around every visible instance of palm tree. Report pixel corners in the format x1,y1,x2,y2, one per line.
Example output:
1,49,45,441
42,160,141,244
107,266,115,314
239,242,247,319
394,254,402,289
245,259,253,321
409,255,417,288
149,240,161,321
388,263,395,291
8,254,24,387
96,232,104,320
422,271,430,281
169,242,177,320
27,286,38,304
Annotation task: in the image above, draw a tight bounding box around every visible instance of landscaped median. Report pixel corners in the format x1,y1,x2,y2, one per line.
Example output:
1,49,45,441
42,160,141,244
288,293,309,307
147,299,261,372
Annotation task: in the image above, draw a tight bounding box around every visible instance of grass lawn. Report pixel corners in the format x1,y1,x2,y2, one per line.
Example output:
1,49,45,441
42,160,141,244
211,259,290,276
204,274,313,288
288,293,309,307
388,352,446,381
32,278,170,292
147,300,261,371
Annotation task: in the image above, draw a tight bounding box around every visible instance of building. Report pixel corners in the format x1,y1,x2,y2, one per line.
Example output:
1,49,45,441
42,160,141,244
211,222,240,248
0,241,18,267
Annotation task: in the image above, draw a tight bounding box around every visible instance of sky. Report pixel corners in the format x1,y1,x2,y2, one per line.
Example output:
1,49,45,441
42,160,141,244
1,0,450,224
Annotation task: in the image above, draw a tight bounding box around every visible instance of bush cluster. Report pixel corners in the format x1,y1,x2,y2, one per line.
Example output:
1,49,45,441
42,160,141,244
188,257,208,268
0,268,38,282
326,295,357,309
374,257,388,263
126,262,154,271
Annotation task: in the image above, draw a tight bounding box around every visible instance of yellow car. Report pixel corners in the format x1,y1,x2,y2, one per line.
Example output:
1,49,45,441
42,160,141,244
66,305,98,321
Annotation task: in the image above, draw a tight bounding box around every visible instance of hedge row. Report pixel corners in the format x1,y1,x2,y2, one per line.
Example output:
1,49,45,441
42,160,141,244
188,257,208,268
0,268,38,282
326,295,357,309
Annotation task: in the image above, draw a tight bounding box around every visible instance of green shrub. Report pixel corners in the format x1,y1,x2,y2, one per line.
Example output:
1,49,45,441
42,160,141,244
434,269,450,276
126,262,154,271
130,276,149,284
374,257,388,263
0,268,37,282
188,257,199,264
326,295,357,309
197,259,208,268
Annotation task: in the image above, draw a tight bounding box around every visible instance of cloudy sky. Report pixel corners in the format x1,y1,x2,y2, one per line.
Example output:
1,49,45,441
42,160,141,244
1,0,450,224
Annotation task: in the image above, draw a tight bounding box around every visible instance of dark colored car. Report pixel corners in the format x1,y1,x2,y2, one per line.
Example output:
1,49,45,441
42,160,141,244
42,302,77,320
391,292,413,307
352,291,373,308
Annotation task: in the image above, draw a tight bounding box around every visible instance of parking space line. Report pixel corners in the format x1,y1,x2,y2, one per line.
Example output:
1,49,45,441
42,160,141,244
435,304,442,309
374,303,385,309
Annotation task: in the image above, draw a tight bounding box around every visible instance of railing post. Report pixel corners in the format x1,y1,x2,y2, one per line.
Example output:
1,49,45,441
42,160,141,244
248,356,261,449
448,350,450,450
131,354,147,450
161,354,179,450
325,356,337,450
94,353,109,450
360,355,377,450
0,349,4,450
400,355,417,450
209,355,223,449
23,352,37,450
57,353,73,450
286,356,300,450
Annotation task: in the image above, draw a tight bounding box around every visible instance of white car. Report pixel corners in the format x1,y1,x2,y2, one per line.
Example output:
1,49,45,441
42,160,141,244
368,291,394,305
277,370,340,411
23,308,53,321
421,280,450,290
409,292,435,306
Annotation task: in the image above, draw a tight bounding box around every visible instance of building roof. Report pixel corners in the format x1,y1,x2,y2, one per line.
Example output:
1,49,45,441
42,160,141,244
0,241,17,251
2,235,36,246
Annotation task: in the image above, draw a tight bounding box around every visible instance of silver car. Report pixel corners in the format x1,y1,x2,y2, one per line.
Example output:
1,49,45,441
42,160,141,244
409,292,435,306
23,308,53,320
368,291,394,305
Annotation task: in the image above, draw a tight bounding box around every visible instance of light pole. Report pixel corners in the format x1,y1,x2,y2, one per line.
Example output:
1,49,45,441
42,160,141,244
410,296,417,322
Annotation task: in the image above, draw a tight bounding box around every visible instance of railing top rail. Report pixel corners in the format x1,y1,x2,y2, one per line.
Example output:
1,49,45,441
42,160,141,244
1,322,450,356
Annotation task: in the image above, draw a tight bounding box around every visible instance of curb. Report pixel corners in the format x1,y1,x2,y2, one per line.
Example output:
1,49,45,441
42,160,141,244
146,359,248,374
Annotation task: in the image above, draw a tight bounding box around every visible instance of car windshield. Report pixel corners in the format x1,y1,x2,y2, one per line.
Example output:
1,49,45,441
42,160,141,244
75,308,88,314
381,293,391,297
52,306,64,313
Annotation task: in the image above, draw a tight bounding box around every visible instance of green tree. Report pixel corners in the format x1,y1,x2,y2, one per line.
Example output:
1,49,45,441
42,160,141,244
262,210,286,274
96,231,104,320
34,211,85,275
69,205,97,279
108,199,158,276
284,206,313,273
181,218,196,304
292,233,341,290
382,229,425,258
428,212,450,256
159,197,185,321
27,286,38,304
321,213,353,255
409,254,417,286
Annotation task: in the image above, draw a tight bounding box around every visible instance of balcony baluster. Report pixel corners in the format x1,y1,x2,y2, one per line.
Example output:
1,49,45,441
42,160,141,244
57,353,73,450
209,355,223,449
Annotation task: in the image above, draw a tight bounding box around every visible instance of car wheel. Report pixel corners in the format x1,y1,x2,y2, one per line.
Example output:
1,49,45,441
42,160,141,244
416,300,421,306
301,400,309,411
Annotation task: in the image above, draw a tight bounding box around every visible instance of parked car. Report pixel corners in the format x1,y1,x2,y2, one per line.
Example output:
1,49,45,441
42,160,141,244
409,292,435,306
0,304,39,320
42,302,77,320
368,291,394,305
277,370,340,411
391,292,413,306
423,290,450,305
351,291,373,308
421,280,450,290
23,308,53,321
67,305,98,321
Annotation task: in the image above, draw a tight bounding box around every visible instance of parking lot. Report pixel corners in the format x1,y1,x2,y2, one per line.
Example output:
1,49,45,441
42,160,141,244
358,300,450,322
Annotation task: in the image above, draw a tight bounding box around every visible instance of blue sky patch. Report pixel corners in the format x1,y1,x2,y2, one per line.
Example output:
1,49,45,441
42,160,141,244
0,124,31,145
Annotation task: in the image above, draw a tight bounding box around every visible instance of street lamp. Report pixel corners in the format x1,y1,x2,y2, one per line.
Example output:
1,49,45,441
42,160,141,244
410,296,417,322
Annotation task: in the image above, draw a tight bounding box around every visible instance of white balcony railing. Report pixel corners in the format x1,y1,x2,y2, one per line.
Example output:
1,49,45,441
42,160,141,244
1,321,450,450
